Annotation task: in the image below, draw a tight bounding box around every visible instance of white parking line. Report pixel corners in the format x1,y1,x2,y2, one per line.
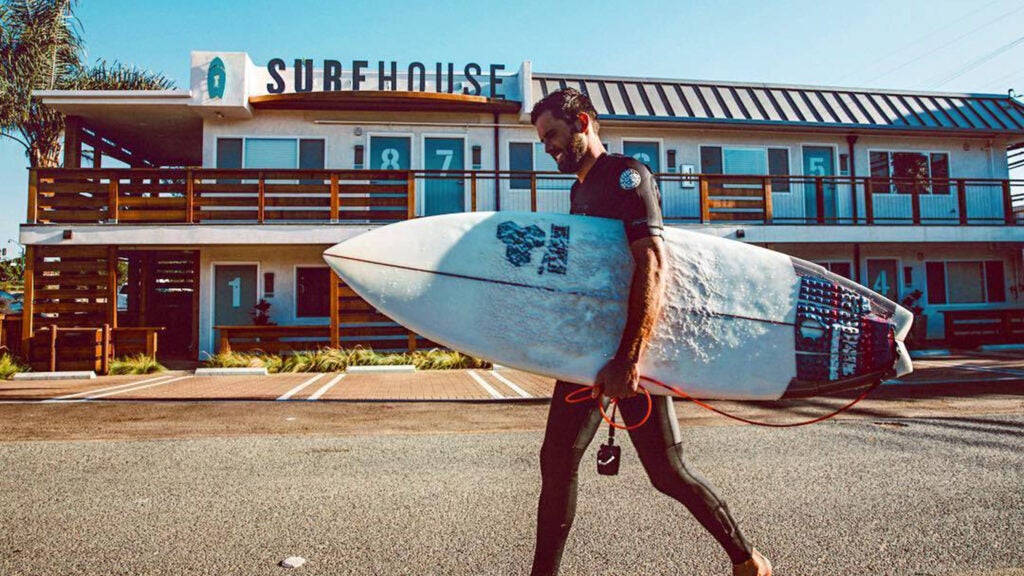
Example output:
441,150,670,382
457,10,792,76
64,375,194,402
948,364,1024,377
467,370,503,399
277,374,327,401
42,374,181,403
307,374,346,401
488,370,532,398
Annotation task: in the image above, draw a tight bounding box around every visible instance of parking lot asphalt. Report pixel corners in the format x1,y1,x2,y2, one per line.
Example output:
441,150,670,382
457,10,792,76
0,351,1022,575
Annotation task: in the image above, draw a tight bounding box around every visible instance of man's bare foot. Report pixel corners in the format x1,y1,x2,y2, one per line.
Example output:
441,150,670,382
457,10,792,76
732,548,772,576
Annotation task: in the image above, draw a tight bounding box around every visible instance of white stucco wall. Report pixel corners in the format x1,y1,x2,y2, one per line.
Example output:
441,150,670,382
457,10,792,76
198,244,334,357
202,109,1014,223
779,242,1023,339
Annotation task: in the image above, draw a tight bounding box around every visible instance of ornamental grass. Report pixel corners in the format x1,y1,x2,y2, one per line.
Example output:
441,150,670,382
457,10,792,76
0,353,28,380
201,347,491,373
108,354,167,375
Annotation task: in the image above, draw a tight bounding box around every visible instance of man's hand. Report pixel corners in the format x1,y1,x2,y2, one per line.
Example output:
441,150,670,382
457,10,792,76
592,356,640,399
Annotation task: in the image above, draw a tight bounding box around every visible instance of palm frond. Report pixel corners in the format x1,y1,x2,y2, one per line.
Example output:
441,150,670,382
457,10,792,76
68,59,176,91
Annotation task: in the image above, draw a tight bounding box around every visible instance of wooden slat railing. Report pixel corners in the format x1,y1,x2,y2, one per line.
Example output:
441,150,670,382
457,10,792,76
215,324,436,355
26,325,163,373
28,168,1024,227
0,314,24,358
943,309,1024,348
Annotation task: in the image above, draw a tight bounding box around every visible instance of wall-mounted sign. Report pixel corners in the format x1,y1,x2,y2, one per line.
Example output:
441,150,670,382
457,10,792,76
208,57,226,99
265,59,507,99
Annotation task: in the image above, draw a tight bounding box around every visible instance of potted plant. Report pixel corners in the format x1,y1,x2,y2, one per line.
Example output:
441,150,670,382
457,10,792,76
900,290,927,348
251,299,276,326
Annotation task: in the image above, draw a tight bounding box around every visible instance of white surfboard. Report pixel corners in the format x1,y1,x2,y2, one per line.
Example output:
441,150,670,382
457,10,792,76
323,212,913,400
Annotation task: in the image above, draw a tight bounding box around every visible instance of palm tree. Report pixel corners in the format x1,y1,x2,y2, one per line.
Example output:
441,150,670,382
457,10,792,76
0,0,175,167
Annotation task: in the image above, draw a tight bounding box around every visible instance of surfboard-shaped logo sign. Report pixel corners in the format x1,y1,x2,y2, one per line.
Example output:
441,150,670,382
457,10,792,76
208,57,226,99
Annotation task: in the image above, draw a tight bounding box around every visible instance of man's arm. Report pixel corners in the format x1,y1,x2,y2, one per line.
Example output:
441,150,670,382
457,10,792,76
592,235,667,399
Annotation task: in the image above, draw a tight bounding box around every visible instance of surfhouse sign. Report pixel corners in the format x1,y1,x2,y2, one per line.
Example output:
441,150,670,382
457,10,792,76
265,58,508,98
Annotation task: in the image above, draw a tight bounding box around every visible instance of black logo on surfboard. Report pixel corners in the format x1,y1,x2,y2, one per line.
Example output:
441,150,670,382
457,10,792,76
496,222,569,275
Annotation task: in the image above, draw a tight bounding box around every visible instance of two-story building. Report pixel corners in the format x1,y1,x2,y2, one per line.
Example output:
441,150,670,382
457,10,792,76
12,51,1024,370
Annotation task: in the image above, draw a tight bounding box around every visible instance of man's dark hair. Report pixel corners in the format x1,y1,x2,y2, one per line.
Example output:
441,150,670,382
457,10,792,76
530,88,600,131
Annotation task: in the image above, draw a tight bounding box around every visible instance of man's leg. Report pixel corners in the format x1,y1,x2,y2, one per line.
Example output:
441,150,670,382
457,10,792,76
619,395,756,565
530,380,604,576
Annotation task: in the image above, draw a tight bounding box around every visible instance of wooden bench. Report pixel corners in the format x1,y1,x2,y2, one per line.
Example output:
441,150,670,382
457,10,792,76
943,309,1024,348
215,325,331,354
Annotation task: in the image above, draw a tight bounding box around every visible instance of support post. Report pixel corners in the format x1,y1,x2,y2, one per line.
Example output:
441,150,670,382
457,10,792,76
406,172,416,220
63,116,82,169
530,174,538,212
330,173,340,222
1002,180,1014,225
101,324,111,375
49,325,57,373
700,177,710,223
330,272,340,348
28,170,39,223
186,169,195,224
815,178,825,224
864,179,875,224
911,180,922,224
957,179,968,225
471,173,478,212
21,246,35,359
258,172,266,223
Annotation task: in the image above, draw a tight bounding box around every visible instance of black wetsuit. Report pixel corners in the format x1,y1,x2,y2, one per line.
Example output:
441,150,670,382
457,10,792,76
530,154,754,575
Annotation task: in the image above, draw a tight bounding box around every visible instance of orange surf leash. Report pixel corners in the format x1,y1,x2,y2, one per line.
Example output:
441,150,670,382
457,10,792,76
565,375,882,430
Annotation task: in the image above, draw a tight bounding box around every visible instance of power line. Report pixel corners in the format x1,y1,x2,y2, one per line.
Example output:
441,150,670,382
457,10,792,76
979,69,1024,92
931,34,1024,88
838,0,1004,84
861,2,1024,85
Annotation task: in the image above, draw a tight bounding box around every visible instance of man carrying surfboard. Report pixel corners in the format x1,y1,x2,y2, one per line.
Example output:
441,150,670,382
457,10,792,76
529,88,772,576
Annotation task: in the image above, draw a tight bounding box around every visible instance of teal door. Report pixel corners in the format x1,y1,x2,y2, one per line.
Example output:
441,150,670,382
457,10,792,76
866,259,899,302
803,146,836,221
214,265,258,349
623,141,660,172
370,136,411,171
424,137,465,216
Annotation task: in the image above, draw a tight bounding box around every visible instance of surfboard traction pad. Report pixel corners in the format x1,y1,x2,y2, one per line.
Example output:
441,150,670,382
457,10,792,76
783,260,899,399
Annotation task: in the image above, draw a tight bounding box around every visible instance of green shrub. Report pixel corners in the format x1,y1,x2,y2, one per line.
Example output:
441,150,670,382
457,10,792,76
0,353,29,380
201,351,269,369
109,354,166,375
200,347,491,373
411,349,491,370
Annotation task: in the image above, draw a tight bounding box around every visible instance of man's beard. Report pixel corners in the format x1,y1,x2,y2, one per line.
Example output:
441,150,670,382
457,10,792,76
555,131,588,174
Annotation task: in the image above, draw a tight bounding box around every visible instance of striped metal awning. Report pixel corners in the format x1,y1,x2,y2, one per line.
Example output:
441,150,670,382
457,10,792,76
533,74,1024,136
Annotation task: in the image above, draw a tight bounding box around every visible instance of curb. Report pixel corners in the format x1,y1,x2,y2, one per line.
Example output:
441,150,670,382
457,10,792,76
14,371,96,381
194,367,269,376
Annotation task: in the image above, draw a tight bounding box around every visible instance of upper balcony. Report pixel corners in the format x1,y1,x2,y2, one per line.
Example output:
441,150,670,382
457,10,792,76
23,168,1024,245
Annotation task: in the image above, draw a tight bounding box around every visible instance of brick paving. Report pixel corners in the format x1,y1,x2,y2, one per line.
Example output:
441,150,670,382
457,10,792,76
0,368,558,402
0,352,1020,403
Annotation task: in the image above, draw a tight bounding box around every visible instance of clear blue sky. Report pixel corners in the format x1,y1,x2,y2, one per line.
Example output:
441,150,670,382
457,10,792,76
2,0,1024,254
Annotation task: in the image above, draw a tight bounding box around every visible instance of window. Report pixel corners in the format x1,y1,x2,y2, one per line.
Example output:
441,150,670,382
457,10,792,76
215,138,325,170
925,260,1005,304
814,261,852,280
245,139,297,169
699,146,790,191
508,142,558,190
296,267,331,318
869,151,950,194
